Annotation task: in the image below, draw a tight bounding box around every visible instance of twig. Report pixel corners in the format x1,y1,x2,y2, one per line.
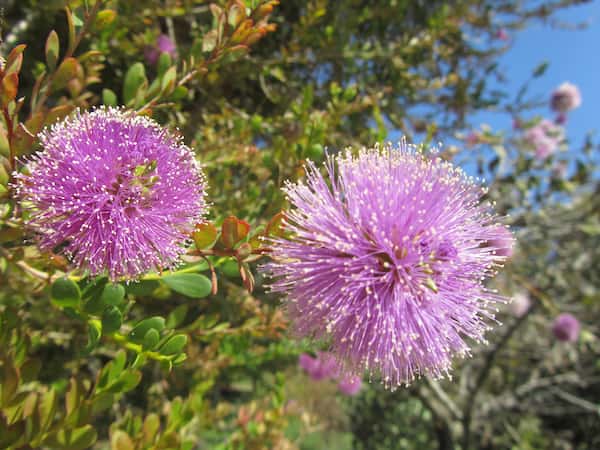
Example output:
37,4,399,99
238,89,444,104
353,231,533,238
425,377,462,421
461,307,533,449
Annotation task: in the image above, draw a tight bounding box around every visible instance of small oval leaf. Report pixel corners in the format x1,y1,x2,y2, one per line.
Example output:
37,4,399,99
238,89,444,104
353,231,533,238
45,30,60,71
162,273,212,298
159,334,187,355
51,277,81,308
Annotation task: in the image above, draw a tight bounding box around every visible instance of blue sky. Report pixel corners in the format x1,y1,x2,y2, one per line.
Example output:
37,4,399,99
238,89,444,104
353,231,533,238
480,1,599,147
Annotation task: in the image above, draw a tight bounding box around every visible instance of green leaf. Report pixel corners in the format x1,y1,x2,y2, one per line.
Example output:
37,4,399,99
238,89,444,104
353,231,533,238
111,430,134,450
221,259,240,278
100,283,126,306
45,30,60,71
65,378,81,418
95,9,116,29
162,273,212,298
123,62,147,105
160,66,177,95
159,334,187,355
107,370,141,394
1,361,19,406
192,222,218,249
142,328,160,350
85,319,102,353
37,388,57,434
166,304,189,328
51,57,79,91
142,413,160,445
51,277,81,308
157,52,172,74
202,30,218,53
101,306,122,334
532,61,549,78
44,424,97,450
102,88,117,106
71,13,84,27
128,316,165,344
125,279,159,296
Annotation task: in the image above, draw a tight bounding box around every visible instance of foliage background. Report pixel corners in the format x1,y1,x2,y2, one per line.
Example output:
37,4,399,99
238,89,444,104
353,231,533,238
0,0,599,449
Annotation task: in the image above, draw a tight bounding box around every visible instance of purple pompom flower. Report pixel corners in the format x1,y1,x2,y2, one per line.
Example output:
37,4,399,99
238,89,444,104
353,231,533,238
552,313,580,342
15,107,207,280
550,82,581,114
338,375,362,396
145,34,177,65
265,141,512,387
298,353,317,373
299,352,339,381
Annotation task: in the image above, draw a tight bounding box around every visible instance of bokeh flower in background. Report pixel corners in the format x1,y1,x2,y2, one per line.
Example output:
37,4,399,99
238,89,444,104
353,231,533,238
338,375,362,396
298,352,340,381
550,82,582,114
14,107,207,280
509,292,531,318
552,313,581,343
495,28,509,41
268,141,513,387
465,131,481,148
145,34,177,65
524,119,564,160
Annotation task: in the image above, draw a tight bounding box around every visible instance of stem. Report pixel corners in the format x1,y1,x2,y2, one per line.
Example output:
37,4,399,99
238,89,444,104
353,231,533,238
2,108,15,171
461,308,533,450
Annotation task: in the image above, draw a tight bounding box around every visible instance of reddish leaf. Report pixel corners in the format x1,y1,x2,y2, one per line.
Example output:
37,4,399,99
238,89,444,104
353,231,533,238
192,222,218,249
0,73,19,106
51,57,80,91
5,44,26,74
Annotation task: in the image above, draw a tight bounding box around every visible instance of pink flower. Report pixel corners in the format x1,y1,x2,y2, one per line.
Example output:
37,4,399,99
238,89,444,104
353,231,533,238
465,131,481,148
298,353,317,373
509,292,531,318
495,28,509,41
298,352,339,381
524,119,564,160
338,375,362,396
145,34,177,65
550,82,581,113
552,313,580,342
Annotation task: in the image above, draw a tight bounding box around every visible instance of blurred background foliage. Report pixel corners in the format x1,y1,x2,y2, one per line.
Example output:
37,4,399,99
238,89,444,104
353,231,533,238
0,0,599,448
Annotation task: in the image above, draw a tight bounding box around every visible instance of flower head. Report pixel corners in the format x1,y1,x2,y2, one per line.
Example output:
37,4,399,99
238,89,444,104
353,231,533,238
338,375,362,396
524,119,564,160
552,313,580,342
550,82,581,114
509,292,531,318
145,34,177,65
15,107,207,280
495,28,509,41
266,141,512,387
298,352,339,381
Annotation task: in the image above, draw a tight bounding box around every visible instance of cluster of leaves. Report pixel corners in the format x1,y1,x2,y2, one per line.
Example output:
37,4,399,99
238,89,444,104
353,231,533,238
1,0,599,449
